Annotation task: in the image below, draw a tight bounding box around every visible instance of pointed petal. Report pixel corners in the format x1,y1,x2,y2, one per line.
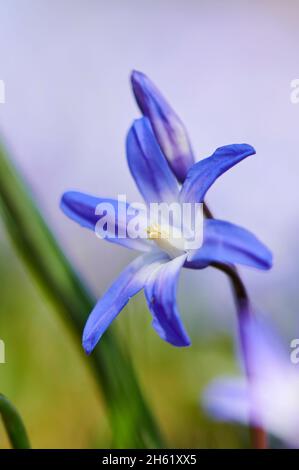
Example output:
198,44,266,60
83,251,169,354
202,378,252,425
239,317,299,446
240,316,291,381
61,191,151,252
126,117,180,204
187,219,273,270
131,71,194,182
203,320,299,447
180,144,256,204
144,253,191,347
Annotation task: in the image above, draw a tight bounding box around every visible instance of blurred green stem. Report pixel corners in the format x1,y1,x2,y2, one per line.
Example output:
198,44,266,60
0,394,31,449
0,142,163,448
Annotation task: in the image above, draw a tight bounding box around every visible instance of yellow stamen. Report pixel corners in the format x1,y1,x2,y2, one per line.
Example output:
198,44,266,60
146,223,168,240
146,223,186,258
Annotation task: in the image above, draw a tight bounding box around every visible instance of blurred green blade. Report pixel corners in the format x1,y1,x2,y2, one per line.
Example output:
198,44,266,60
0,394,31,449
0,141,163,448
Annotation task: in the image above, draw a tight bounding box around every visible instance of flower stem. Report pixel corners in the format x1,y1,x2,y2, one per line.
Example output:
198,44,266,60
204,202,267,449
211,262,268,449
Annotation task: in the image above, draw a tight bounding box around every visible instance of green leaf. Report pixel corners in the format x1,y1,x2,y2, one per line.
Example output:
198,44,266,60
0,140,163,448
0,394,31,449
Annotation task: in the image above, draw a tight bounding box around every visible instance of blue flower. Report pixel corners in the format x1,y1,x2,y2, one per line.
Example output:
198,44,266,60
202,317,299,448
131,71,194,182
61,76,272,355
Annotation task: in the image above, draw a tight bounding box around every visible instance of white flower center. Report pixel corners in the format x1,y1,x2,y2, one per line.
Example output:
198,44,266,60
147,223,186,259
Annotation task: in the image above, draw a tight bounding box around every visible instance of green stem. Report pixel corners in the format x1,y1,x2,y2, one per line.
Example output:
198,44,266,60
0,394,31,449
0,141,163,448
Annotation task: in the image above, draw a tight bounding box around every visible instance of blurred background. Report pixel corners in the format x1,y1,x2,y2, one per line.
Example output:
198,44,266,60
0,0,298,448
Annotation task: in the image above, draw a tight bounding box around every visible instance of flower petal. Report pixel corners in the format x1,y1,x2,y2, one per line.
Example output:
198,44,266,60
180,144,256,204
144,253,191,347
202,378,252,425
126,117,180,204
186,219,272,270
61,191,151,251
240,316,292,381
83,251,169,354
203,320,299,448
131,71,194,182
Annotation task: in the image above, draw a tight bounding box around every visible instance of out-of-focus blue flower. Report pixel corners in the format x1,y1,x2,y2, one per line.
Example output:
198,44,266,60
61,115,272,354
203,317,299,448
